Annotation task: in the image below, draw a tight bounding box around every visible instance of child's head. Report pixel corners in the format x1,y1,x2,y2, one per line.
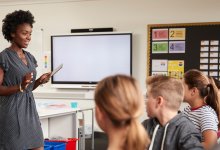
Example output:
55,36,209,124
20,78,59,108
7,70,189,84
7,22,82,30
95,74,149,150
184,69,212,100
146,75,184,117
183,69,218,102
184,69,220,127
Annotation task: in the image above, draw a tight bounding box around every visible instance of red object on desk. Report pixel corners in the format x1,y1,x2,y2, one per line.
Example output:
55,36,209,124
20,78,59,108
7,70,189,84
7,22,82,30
45,138,78,150
47,104,69,108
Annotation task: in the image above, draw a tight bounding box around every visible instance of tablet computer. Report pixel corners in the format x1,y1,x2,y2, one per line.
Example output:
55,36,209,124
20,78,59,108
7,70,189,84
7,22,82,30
51,64,63,76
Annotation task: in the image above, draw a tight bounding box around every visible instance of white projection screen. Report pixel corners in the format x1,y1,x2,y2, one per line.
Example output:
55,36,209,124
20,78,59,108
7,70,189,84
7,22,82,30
51,33,132,89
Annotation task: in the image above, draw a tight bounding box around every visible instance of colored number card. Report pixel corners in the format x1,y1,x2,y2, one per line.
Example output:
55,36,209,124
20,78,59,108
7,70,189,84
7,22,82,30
169,28,186,40
152,29,168,41
152,42,168,53
169,41,185,53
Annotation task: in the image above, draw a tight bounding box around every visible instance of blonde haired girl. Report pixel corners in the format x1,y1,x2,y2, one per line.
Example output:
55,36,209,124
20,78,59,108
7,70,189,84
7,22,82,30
95,74,149,150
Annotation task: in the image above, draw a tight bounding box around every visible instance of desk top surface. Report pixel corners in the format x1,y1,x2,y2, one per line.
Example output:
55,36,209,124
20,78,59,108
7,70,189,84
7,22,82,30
35,99,93,119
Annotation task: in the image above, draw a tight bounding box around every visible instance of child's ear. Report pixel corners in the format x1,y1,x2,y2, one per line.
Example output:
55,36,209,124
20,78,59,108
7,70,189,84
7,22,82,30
95,106,107,131
191,87,197,96
95,106,104,120
156,96,164,107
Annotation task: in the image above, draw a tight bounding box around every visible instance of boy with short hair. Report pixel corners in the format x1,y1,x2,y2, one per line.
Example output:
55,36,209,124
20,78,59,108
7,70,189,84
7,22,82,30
142,75,204,150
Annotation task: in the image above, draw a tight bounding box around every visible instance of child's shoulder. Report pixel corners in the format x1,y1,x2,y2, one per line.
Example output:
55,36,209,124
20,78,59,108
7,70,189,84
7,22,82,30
201,105,216,111
184,105,216,114
196,105,217,117
142,118,158,129
171,112,200,134
142,118,155,126
171,112,191,124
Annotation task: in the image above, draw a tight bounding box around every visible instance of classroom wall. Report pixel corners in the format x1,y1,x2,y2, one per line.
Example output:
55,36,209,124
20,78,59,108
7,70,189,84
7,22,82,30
1,0,220,93
0,0,219,131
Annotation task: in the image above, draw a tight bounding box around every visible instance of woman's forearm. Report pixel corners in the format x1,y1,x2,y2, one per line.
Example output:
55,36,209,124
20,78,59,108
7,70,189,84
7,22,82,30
0,85,21,96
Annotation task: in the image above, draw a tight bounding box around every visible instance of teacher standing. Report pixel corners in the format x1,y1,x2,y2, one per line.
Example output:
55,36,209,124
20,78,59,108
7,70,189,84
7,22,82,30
0,10,51,150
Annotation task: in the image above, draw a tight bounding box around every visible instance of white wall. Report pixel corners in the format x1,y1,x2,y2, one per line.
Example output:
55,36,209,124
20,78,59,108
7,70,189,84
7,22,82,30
0,0,219,131
1,0,220,92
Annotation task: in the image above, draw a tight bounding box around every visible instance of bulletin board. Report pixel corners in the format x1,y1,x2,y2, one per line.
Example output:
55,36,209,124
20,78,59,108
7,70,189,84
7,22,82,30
147,22,220,79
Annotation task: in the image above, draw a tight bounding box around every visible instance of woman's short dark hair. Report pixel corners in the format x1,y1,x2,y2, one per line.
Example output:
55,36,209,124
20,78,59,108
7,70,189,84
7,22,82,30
2,10,35,42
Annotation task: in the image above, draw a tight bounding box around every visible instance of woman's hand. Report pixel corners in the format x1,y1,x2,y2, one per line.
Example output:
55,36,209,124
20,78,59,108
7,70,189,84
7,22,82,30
21,72,33,90
32,72,51,91
39,72,51,84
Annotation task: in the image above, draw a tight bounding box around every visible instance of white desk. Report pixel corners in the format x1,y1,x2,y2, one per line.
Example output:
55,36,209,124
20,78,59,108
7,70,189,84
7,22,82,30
36,100,94,150
39,108,79,138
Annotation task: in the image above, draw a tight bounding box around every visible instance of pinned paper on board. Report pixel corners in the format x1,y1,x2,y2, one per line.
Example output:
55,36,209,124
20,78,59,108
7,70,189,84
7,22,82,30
169,28,186,40
152,42,168,53
169,41,185,53
148,22,220,79
168,60,184,79
152,59,168,72
152,29,168,41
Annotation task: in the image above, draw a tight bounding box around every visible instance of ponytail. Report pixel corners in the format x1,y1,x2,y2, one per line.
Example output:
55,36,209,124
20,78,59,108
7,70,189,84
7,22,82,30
95,75,150,149
206,79,220,129
184,69,220,129
125,119,150,150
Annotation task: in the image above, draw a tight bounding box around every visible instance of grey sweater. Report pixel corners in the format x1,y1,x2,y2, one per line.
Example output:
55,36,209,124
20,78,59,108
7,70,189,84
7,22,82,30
142,113,204,150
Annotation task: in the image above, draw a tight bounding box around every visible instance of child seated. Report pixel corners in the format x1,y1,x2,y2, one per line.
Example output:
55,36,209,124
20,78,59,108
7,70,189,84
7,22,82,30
183,70,220,149
95,74,150,150
142,75,203,150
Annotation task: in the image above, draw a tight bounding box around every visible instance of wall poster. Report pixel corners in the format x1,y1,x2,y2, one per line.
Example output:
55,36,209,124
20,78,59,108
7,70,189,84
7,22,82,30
147,22,220,80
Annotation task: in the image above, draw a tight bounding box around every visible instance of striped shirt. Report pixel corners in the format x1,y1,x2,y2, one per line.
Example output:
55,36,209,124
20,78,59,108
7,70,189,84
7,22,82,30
184,105,218,134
